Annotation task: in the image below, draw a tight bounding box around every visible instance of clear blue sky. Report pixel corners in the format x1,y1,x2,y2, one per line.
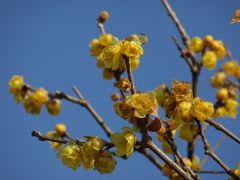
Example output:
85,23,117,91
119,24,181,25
1,0,240,179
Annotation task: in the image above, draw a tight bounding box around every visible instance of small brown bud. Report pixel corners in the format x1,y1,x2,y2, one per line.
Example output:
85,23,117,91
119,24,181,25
98,10,109,23
111,93,120,101
114,78,131,93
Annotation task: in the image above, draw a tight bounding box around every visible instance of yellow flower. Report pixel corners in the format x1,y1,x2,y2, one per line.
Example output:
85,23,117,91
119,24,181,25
82,137,104,160
45,131,63,149
57,144,82,170
210,72,227,88
94,150,116,174
178,123,198,142
235,67,240,80
111,127,136,157
9,75,24,94
121,40,144,58
96,53,105,68
89,39,102,57
193,98,214,121
216,88,229,102
209,40,226,59
225,99,239,118
223,60,239,76
183,158,192,168
154,84,169,106
177,101,192,122
204,35,214,45
102,43,122,70
114,102,134,120
55,123,66,136
46,99,61,116
191,155,200,171
172,80,192,102
201,50,217,70
23,88,48,115
214,107,227,118
125,92,158,118
98,34,113,47
102,68,114,80
162,164,173,176
162,141,173,154
82,155,95,170
23,94,42,115
34,88,49,104
189,36,204,53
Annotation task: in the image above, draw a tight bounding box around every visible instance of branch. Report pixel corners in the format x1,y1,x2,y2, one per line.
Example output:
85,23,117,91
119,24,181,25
166,127,199,179
197,121,240,179
147,140,193,180
200,135,226,168
136,147,163,171
206,119,240,144
72,86,113,137
161,0,190,46
124,56,137,94
32,130,68,144
172,35,193,69
196,170,228,174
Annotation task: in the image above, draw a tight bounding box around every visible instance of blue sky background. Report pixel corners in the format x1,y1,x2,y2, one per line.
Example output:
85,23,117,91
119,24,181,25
1,0,240,179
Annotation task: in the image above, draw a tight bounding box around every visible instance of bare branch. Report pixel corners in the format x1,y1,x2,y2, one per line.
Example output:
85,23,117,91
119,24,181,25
124,56,137,94
206,119,240,144
197,121,240,179
147,140,193,180
72,86,113,137
161,0,190,46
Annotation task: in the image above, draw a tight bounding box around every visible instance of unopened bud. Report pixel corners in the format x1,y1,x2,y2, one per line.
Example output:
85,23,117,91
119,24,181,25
98,10,109,23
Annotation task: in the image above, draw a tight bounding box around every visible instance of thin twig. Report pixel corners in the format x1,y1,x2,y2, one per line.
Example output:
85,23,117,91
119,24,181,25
72,86,113,137
171,35,193,69
206,119,240,144
161,0,190,46
97,22,106,34
197,121,240,179
124,56,136,94
196,170,228,174
32,130,68,144
200,135,227,168
136,147,163,171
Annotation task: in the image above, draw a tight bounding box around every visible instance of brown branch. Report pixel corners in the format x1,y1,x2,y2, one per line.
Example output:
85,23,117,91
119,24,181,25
161,0,190,46
147,140,193,180
124,56,137,94
97,22,106,34
136,147,163,171
32,130,68,144
196,170,228,174
166,127,199,179
206,119,240,144
172,35,193,69
72,86,113,137
200,135,226,168
197,121,240,179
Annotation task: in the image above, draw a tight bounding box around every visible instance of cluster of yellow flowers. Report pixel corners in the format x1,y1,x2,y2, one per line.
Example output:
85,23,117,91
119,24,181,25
161,155,200,180
231,163,240,179
210,61,239,118
154,80,214,143
90,34,145,80
57,136,116,174
114,92,158,122
189,35,226,70
49,124,136,174
9,75,61,116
